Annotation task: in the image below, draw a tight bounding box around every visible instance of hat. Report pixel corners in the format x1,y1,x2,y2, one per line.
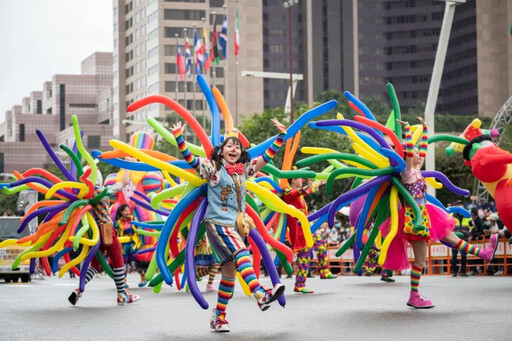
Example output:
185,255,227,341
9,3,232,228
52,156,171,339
225,129,241,140
489,213,499,221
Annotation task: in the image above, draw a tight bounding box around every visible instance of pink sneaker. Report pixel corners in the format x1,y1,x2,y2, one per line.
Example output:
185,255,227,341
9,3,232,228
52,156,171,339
205,284,216,292
407,291,434,309
479,234,498,261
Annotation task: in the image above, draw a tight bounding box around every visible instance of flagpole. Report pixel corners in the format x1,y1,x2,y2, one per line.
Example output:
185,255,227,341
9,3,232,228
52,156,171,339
202,17,207,134
174,33,179,101
212,11,217,88
183,28,189,143
235,0,239,126
192,23,197,145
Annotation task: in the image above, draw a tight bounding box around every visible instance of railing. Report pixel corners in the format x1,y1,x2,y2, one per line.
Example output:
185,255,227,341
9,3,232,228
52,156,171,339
304,238,512,276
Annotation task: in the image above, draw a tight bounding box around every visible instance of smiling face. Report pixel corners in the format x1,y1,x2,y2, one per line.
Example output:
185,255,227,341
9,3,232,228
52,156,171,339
412,147,424,167
221,137,242,165
121,206,131,218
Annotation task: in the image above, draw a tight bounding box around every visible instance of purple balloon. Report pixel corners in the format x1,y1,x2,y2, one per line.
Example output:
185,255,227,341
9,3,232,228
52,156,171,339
36,130,75,181
316,119,392,150
349,194,367,227
248,228,286,308
17,201,71,233
79,239,101,292
421,170,470,197
185,198,208,309
11,177,78,201
328,175,392,227
29,258,36,274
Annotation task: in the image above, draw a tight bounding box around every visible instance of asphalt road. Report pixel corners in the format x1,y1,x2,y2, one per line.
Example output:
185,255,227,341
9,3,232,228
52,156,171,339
1,273,511,340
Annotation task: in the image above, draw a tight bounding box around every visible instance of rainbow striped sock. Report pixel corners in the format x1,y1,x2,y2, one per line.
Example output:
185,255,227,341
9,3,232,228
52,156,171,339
216,276,235,314
235,250,262,294
411,264,422,292
261,133,285,163
208,265,219,285
455,239,480,257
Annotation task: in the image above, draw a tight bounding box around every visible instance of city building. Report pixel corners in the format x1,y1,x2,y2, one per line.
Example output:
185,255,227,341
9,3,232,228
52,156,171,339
265,0,512,118
113,0,263,142
0,52,114,176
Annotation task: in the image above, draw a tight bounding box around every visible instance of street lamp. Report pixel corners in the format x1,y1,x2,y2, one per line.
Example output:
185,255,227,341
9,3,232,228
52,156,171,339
283,0,299,123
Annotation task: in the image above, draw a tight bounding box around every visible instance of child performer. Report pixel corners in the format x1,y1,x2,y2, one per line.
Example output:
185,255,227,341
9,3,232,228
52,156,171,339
68,168,140,306
382,117,498,309
115,203,147,287
283,177,337,294
172,119,287,332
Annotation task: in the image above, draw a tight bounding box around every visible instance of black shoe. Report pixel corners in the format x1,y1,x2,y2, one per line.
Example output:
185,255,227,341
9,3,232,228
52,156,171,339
451,274,457,277
461,273,468,277
380,277,395,283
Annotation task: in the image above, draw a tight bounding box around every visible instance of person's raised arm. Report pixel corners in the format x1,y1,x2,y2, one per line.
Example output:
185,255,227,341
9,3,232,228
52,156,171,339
397,120,414,171
248,118,287,175
171,122,200,170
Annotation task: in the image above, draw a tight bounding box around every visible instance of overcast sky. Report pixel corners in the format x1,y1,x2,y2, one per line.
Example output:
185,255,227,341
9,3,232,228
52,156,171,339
0,0,113,122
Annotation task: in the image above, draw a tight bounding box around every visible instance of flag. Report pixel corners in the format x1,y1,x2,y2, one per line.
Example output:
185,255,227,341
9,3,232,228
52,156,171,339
211,22,219,65
176,43,185,81
185,36,191,77
203,26,211,71
219,14,227,59
194,31,203,74
234,8,240,56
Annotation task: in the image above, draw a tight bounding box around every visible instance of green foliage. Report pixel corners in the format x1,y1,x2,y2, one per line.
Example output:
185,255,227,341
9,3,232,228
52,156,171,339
433,144,474,204
239,102,354,207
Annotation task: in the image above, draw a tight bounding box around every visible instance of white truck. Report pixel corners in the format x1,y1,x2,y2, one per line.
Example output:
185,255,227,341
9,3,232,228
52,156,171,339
0,216,31,283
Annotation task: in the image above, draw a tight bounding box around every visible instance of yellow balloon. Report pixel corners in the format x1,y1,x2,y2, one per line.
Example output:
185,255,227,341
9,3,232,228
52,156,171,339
425,177,443,189
110,139,204,186
337,113,389,167
246,182,313,248
236,272,252,297
45,182,88,200
22,226,70,261
378,187,399,266
68,212,100,246
58,244,89,278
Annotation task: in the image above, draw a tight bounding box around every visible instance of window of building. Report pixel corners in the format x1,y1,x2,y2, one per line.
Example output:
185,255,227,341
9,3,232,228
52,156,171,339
164,9,205,21
148,28,158,41
165,63,176,74
36,100,42,114
210,0,224,7
148,10,158,23
148,46,159,58
164,27,187,38
88,136,101,149
148,64,159,76
19,124,25,142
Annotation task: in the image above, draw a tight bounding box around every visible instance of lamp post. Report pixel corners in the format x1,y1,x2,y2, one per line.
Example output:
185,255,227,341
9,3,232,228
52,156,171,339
283,0,299,123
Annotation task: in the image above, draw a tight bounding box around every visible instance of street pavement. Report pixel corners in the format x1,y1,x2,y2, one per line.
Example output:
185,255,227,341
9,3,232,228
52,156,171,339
1,273,511,340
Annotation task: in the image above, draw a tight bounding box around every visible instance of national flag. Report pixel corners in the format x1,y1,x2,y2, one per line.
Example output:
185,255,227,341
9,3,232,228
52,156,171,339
234,8,240,56
219,14,227,59
176,42,185,81
203,26,211,71
185,36,191,77
194,31,203,74
211,22,219,65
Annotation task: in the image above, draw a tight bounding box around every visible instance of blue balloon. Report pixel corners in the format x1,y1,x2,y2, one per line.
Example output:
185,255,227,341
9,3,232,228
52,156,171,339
156,185,206,285
197,74,221,147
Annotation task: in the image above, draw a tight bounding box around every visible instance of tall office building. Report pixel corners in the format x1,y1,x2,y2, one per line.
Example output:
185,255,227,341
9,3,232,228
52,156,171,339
265,0,512,118
0,52,113,175
113,0,263,142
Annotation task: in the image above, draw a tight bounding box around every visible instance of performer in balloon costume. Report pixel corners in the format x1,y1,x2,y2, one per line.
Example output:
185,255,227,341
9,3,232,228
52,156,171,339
447,118,512,235
114,203,147,287
171,120,287,332
381,118,498,308
282,176,336,294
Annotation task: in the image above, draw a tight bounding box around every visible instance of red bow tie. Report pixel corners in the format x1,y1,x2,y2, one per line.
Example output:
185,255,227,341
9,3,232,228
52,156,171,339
225,163,244,175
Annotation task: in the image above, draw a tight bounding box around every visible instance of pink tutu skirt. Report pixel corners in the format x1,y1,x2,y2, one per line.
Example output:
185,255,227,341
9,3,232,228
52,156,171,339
378,203,456,271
